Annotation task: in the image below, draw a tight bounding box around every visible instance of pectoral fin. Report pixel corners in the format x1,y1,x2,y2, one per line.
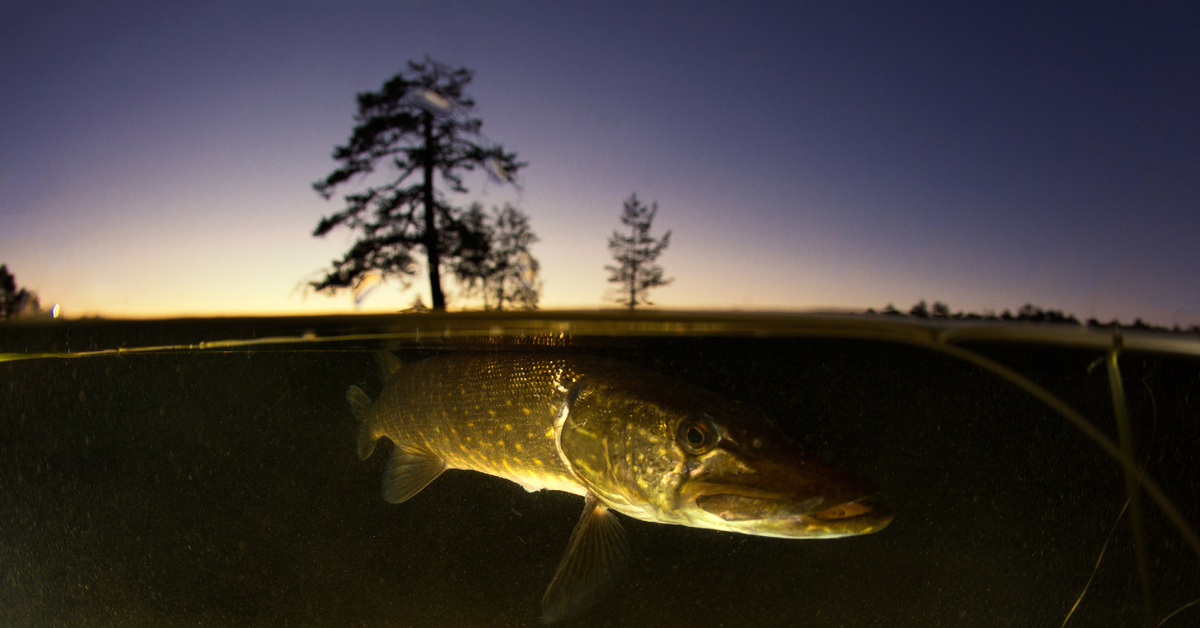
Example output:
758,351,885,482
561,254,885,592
374,351,402,381
347,386,378,460
381,446,445,504
541,494,630,623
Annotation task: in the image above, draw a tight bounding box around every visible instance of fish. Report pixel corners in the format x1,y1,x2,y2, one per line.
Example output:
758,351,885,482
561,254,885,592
348,352,892,622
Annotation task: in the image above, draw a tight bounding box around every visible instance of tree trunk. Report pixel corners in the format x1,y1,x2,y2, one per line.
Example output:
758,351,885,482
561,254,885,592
628,221,637,310
422,112,445,310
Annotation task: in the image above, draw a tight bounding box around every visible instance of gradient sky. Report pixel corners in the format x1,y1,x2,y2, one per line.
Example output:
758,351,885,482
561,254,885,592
2,1,1198,324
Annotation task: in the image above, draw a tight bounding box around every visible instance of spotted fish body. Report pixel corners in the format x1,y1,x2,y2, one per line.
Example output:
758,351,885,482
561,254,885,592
354,353,590,499
349,352,891,622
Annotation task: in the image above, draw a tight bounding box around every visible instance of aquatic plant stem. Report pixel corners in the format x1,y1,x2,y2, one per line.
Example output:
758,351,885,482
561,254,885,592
1159,599,1200,626
1062,500,1128,627
1107,339,1158,627
929,342,1200,564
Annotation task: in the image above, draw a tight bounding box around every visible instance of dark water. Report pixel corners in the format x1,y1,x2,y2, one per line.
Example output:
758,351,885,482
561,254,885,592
2,312,1198,627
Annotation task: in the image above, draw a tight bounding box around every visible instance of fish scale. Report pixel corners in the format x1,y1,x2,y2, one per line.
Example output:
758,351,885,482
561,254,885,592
364,353,584,494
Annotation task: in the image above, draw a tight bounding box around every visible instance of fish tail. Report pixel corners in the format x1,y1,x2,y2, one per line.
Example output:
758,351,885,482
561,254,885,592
346,385,379,460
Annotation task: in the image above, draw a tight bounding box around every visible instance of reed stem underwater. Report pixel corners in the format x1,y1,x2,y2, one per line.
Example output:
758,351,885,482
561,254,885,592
932,333,1198,625
1106,338,1158,627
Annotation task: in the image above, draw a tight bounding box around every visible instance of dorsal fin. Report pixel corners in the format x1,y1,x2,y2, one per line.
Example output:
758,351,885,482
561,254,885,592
375,351,402,381
541,494,630,623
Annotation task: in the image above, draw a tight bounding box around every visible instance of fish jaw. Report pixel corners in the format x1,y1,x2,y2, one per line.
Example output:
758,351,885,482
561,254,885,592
649,440,892,538
677,441,894,538
690,491,894,538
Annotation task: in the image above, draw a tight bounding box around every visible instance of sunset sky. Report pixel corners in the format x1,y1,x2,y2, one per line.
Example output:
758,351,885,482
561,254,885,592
2,1,1198,325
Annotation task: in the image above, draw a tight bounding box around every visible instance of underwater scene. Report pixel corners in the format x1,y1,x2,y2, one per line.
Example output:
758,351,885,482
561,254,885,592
2,312,1198,627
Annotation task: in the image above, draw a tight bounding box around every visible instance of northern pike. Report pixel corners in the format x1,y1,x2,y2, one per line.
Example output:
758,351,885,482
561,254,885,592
348,352,891,621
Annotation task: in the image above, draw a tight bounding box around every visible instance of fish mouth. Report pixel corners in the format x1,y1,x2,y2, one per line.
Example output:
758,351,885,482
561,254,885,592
682,441,892,537
694,492,893,537
807,498,877,520
800,498,893,534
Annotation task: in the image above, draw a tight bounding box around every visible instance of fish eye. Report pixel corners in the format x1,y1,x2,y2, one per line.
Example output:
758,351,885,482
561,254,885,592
678,415,719,455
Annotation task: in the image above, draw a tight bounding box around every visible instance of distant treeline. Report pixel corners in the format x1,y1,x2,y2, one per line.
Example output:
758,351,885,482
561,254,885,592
868,300,1200,335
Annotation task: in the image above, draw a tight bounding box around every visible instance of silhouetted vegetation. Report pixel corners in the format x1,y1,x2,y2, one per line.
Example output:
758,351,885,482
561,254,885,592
310,57,524,310
868,300,1200,334
0,264,40,321
605,193,672,310
452,203,541,310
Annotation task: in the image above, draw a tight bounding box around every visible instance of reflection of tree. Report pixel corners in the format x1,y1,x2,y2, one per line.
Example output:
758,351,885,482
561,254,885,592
605,193,672,310
0,264,39,320
453,203,541,310
310,57,523,310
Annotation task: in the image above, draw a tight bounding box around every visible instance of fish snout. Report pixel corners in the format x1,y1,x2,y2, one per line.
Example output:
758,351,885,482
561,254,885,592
692,489,892,537
687,446,890,536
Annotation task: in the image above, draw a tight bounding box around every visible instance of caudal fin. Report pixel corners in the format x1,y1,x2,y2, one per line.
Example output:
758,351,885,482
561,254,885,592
346,385,379,460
